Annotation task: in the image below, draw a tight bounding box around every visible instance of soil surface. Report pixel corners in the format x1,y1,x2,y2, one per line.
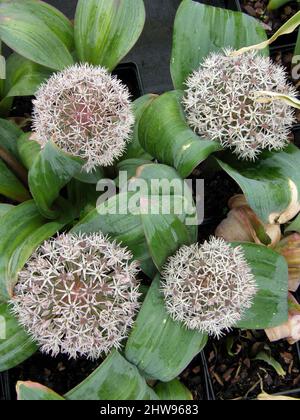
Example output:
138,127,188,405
7,354,101,399
241,0,299,35
205,330,300,399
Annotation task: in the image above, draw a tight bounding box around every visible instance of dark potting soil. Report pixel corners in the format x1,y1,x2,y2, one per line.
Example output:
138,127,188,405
8,353,101,399
205,330,300,400
241,0,299,34
180,353,207,400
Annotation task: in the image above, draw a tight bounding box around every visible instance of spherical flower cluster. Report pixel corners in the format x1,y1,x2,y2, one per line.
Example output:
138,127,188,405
33,64,134,172
161,237,257,338
183,50,296,160
11,233,140,359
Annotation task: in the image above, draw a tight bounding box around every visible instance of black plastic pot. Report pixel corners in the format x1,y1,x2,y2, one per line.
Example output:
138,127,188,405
196,0,241,9
113,63,144,100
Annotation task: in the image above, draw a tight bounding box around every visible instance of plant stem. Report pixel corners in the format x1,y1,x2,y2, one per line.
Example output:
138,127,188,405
0,145,29,187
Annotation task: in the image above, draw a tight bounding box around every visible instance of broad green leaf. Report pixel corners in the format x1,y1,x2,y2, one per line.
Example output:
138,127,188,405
268,0,291,10
17,382,64,400
0,303,37,372
67,179,100,217
65,350,158,400
73,163,197,273
71,191,151,265
73,166,104,185
122,94,156,161
155,379,193,401
17,133,41,170
0,117,30,202
216,145,300,225
74,0,145,71
0,201,45,301
254,351,286,377
116,158,153,185
0,117,23,157
7,218,70,297
139,90,221,177
71,191,156,278
3,53,52,98
0,159,30,202
171,0,268,90
141,198,196,270
11,0,74,51
0,200,74,301
233,10,300,56
28,142,83,219
0,54,4,79
0,1,74,70
0,203,14,217
141,210,194,270
234,243,288,329
125,275,208,382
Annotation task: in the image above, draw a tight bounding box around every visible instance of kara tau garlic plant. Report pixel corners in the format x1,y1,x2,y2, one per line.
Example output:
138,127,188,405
11,233,140,359
183,50,296,160
162,237,257,338
33,64,134,171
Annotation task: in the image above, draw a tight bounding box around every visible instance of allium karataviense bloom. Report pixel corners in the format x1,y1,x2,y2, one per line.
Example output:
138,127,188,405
33,64,134,171
183,50,296,160
162,237,257,338
11,233,140,359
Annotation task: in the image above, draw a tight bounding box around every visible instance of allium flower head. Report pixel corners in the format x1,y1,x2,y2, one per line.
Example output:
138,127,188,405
11,233,140,359
162,237,257,338
183,50,296,160
33,64,134,171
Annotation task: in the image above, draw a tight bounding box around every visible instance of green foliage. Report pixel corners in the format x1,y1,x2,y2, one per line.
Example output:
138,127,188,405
74,0,145,70
171,0,268,89
0,302,37,372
